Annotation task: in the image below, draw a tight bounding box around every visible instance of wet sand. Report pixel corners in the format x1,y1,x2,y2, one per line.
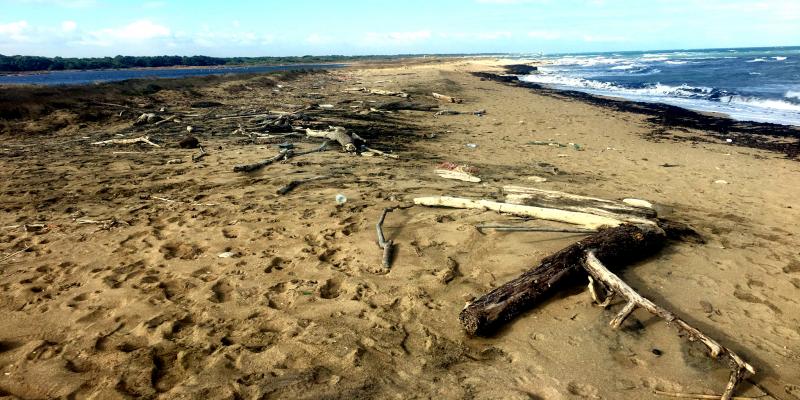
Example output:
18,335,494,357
0,58,798,399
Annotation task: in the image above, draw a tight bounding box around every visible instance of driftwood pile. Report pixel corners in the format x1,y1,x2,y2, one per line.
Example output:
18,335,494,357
395,187,754,400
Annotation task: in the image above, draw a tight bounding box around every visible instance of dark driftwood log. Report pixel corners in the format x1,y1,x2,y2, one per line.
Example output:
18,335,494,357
460,223,666,336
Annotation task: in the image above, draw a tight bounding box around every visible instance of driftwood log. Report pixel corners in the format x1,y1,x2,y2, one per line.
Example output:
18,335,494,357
460,223,666,336
305,126,356,152
413,196,632,230
502,186,656,220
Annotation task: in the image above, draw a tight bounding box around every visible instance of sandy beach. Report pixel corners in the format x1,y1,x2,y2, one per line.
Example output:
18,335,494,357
0,58,798,399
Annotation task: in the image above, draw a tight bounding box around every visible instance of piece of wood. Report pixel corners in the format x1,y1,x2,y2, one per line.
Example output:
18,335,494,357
305,126,356,152
233,141,329,172
503,186,657,220
362,146,400,159
434,169,481,182
91,136,160,147
583,251,754,400
192,145,207,162
459,223,666,336
475,225,596,234
432,92,463,103
376,208,395,268
276,175,329,195
653,390,764,400
413,196,627,230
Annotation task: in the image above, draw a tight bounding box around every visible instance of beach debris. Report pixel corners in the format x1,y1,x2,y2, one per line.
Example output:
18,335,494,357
153,115,177,126
432,92,463,103
413,196,627,230
305,126,356,152
583,251,755,400
375,207,395,268
192,145,207,162
178,135,200,149
434,162,481,182
186,126,194,133
435,110,461,116
335,194,347,205
466,143,478,148
361,146,400,159
276,175,330,195
217,251,235,258
660,163,680,167
91,135,160,147
622,198,654,209
345,87,409,98
318,104,335,109
133,113,161,125
502,186,657,221
714,180,730,185
475,224,596,234
460,220,754,399
526,175,548,183
233,141,329,172
166,158,184,165
435,169,481,183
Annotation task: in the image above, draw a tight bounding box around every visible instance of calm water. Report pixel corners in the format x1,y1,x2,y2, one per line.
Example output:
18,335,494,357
0,64,344,86
518,47,800,126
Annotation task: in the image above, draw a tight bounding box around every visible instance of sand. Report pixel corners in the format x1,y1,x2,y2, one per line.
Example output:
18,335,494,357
0,59,798,399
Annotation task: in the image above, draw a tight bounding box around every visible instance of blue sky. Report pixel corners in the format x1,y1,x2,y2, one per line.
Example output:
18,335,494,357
1,0,799,57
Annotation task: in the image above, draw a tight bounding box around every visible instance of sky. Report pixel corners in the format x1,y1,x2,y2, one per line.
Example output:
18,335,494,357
1,0,799,58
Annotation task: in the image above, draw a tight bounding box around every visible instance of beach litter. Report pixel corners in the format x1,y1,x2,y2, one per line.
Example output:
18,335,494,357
435,162,481,182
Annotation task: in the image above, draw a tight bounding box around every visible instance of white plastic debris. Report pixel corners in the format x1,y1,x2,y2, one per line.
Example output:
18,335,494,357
335,194,347,205
217,252,235,258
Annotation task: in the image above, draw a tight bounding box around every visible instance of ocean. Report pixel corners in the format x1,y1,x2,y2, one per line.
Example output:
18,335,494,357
0,63,343,86
518,46,800,126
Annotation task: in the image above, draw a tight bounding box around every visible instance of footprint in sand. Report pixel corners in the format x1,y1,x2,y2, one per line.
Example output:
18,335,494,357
159,241,205,260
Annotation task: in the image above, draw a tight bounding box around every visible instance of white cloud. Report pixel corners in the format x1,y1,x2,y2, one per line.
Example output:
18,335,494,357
527,30,561,40
61,20,77,32
105,20,170,40
0,20,30,42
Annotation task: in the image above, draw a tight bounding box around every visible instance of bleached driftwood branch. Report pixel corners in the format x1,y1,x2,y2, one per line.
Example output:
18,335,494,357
305,126,356,152
503,186,656,220
434,169,481,182
583,251,755,400
91,136,160,147
413,196,628,230
233,141,329,172
432,92,463,103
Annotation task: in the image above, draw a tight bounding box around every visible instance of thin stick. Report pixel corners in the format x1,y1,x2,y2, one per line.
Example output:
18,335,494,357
476,225,597,233
363,146,400,159
276,175,330,195
583,251,755,400
91,136,160,147
192,145,207,162
376,208,395,268
653,389,765,400
233,141,329,173
0,246,31,264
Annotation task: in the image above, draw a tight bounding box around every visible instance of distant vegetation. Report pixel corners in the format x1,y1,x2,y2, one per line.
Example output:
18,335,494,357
0,54,391,72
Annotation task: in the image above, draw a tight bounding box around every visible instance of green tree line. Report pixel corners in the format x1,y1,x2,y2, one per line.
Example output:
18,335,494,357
0,54,382,72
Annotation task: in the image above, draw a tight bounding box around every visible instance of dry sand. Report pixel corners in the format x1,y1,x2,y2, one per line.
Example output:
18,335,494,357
0,59,798,399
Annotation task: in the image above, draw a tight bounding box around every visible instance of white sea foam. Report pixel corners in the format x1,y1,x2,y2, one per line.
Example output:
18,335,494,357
665,60,688,65
774,56,788,61
786,91,800,100
520,73,800,126
610,64,639,70
747,58,767,63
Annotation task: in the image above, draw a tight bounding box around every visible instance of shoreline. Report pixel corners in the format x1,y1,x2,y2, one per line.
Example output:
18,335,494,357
476,67,800,158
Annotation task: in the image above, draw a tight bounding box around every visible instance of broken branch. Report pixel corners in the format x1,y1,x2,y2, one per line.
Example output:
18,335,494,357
233,141,329,172
376,207,395,268
91,136,160,147
305,126,356,152
432,92,463,103
276,175,329,195
583,251,755,400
